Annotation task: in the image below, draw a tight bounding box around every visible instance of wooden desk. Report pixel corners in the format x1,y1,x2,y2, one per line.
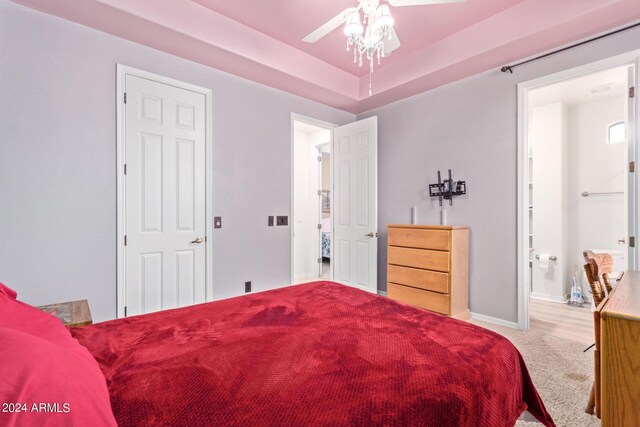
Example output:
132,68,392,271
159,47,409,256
596,271,640,425
38,299,93,328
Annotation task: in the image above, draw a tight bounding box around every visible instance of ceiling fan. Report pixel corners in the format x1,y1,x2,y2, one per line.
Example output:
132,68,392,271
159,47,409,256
303,0,465,59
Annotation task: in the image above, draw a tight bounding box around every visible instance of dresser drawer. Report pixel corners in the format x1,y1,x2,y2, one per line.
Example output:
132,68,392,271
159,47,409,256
388,265,449,294
388,283,450,315
388,228,450,251
388,246,450,272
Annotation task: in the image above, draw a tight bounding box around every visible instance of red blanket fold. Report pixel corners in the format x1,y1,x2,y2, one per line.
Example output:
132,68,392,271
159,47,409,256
72,281,555,427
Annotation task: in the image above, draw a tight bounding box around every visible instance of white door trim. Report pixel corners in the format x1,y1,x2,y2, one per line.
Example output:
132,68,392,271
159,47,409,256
116,64,213,318
290,113,337,285
517,51,640,330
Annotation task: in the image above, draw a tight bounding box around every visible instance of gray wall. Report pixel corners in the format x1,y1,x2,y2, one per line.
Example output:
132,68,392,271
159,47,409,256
359,26,640,323
0,0,355,322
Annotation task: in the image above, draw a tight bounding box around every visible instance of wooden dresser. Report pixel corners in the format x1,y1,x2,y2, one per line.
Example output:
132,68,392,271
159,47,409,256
387,225,469,319
595,270,640,426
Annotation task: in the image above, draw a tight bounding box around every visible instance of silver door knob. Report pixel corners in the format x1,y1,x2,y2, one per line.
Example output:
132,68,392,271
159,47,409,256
191,237,204,244
365,232,376,237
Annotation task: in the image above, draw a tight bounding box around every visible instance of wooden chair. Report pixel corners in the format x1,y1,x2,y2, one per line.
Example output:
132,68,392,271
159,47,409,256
582,251,622,416
583,254,616,417
583,260,601,416
583,259,605,307
583,250,614,294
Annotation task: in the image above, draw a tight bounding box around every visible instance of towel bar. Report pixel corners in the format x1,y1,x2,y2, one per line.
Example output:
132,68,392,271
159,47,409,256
581,191,623,197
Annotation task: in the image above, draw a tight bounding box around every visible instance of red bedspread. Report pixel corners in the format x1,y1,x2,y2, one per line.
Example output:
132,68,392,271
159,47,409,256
72,281,554,427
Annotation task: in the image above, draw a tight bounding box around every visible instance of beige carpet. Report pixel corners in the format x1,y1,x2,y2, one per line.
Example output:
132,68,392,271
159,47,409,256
469,319,601,427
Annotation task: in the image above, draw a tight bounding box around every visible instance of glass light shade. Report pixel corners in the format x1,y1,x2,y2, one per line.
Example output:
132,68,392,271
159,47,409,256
343,11,364,36
363,24,378,48
372,4,394,32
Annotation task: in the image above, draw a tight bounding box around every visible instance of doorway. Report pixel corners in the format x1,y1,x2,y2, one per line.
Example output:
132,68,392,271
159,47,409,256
518,56,639,333
292,118,333,284
291,114,379,293
116,65,213,318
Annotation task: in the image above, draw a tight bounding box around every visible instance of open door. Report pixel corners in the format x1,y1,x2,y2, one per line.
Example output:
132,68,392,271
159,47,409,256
332,116,378,293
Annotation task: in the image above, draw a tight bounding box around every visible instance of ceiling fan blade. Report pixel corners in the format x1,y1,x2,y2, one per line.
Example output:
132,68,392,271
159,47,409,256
383,27,401,56
388,0,465,6
303,8,356,43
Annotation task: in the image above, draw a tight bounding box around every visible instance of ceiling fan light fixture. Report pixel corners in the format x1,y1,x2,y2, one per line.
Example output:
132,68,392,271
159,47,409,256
372,4,394,33
343,11,364,37
304,0,464,96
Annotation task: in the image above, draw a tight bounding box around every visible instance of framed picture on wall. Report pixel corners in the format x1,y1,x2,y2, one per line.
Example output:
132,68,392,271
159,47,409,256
322,191,330,213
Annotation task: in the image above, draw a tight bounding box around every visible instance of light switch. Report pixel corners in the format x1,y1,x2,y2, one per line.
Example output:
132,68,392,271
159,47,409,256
214,217,222,229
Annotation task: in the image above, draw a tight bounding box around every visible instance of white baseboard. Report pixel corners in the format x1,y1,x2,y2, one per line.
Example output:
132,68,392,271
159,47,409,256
529,292,567,304
377,290,387,297
294,273,312,281
470,312,518,329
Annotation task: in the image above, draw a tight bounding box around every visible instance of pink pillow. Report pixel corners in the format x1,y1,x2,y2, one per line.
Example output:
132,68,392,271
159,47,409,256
0,281,17,299
0,294,94,361
0,327,117,427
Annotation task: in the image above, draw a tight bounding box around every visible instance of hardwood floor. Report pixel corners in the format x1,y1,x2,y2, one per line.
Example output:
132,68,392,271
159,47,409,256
529,298,594,346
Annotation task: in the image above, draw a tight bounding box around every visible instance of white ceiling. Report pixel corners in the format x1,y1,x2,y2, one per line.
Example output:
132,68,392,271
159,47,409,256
529,65,629,108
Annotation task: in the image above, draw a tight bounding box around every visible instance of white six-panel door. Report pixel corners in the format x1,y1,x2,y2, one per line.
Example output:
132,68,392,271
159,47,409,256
332,117,378,293
124,74,207,316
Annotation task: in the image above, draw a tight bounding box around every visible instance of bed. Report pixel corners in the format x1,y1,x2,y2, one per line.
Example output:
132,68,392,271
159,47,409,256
322,231,331,259
321,216,331,259
1,281,554,427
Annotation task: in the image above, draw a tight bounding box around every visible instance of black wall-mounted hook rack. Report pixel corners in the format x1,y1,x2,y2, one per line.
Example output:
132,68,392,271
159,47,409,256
429,169,466,206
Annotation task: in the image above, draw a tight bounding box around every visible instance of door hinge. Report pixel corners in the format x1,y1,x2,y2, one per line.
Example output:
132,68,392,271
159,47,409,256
317,156,322,162
317,224,322,230
205,236,207,242
124,92,127,103
124,306,127,317
317,190,322,196
630,86,636,98
124,163,127,175
124,235,127,246
631,236,636,248
630,161,636,173
318,257,322,263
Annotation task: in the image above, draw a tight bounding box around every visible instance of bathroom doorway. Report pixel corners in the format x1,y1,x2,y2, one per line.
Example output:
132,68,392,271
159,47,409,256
518,56,639,335
292,118,333,284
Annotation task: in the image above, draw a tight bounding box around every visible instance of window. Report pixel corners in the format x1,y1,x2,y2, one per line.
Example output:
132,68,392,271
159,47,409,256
608,121,625,144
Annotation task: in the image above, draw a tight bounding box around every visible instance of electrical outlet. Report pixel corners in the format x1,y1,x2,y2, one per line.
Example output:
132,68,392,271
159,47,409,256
245,281,251,293
214,217,222,229
276,216,288,226
268,216,274,226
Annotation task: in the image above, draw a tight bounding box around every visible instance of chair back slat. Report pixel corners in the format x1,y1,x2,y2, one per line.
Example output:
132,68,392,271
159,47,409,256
584,260,605,306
